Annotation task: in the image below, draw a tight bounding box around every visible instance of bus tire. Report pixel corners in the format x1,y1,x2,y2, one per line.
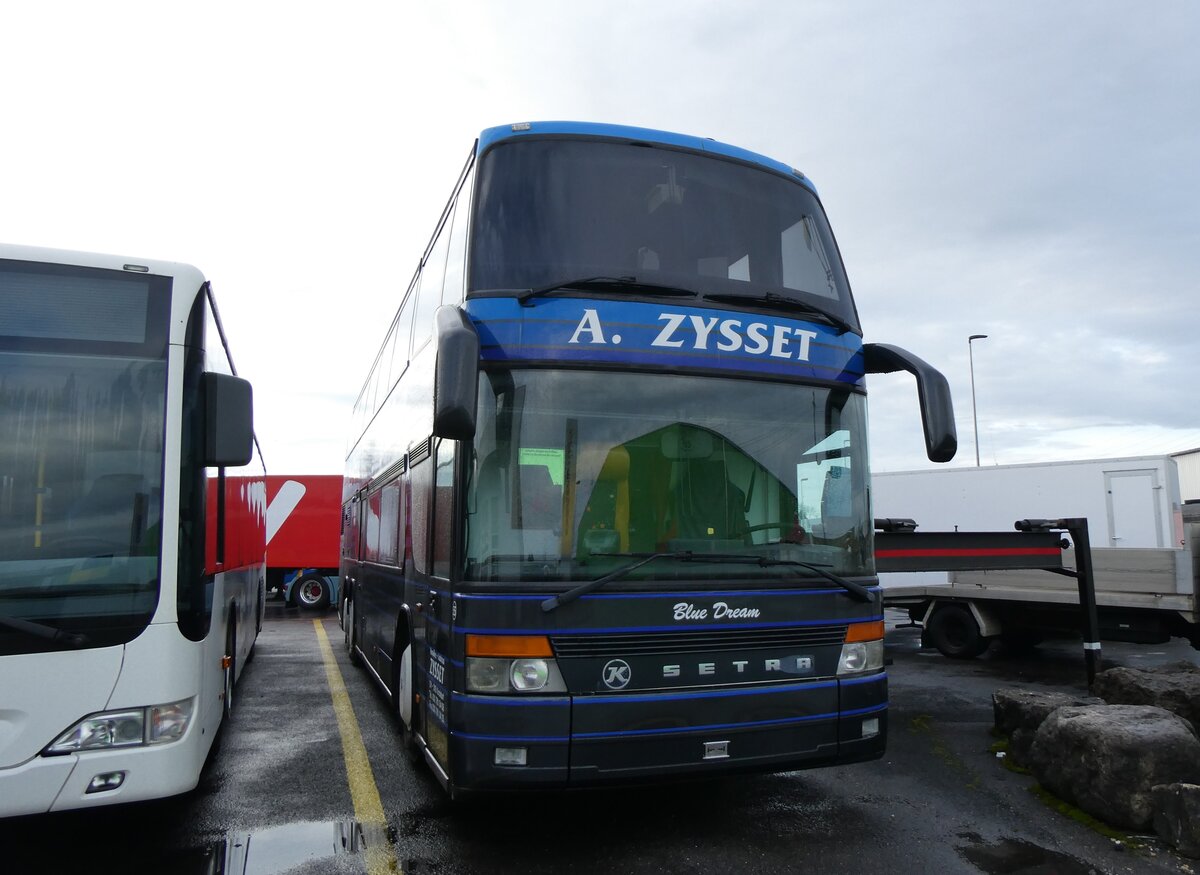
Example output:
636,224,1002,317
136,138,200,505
345,596,361,666
293,573,331,611
394,638,421,764
223,617,237,720
926,604,988,659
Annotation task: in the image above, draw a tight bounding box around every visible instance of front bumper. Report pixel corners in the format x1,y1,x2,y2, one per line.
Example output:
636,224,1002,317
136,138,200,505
448,672,886,791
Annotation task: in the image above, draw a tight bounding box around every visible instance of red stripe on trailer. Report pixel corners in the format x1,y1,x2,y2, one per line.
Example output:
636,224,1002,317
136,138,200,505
875,547,1062,558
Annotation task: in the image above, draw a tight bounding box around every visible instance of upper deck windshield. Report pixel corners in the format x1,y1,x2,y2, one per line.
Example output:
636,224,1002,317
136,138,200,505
0,260,170,655
464,369,873,585
471,137,860,334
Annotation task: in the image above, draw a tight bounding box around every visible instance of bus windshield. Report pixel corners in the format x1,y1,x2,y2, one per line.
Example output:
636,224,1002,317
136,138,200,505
0,262,169,654
471,137,860,333
464,369,873,584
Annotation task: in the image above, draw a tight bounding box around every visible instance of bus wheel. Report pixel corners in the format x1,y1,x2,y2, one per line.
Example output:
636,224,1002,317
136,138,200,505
345,597,361,666
395,642,421,763
926,604,988,659
223,618,237,719
294,574,331,611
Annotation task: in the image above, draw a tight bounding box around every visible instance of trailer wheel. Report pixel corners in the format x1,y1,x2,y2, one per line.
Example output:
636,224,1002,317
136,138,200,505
293,573,331,611
926,604,989,659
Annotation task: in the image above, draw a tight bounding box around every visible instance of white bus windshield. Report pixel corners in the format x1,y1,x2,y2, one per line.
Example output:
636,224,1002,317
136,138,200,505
0,261,170,655
464,369,873,583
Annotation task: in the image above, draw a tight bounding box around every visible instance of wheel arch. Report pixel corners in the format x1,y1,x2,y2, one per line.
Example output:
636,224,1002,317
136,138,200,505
922,598,1004,638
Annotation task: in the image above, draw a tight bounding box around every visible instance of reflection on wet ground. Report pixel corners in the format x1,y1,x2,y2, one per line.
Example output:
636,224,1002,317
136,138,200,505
179,818,386,875
958,833,1099,875
0,809,388,875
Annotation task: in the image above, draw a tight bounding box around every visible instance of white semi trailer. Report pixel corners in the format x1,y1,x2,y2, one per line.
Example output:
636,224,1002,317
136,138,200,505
873,455,1199,657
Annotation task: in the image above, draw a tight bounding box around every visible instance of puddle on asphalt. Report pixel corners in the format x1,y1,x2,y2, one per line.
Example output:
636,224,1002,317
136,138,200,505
957,834,1097,874
178,818,393,874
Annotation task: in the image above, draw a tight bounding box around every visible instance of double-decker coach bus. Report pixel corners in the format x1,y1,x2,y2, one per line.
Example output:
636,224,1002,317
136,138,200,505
0,244,263,816
341,122,956,796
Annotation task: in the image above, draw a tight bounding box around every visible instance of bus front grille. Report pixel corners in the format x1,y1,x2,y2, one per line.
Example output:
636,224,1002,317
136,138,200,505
550,625,848,657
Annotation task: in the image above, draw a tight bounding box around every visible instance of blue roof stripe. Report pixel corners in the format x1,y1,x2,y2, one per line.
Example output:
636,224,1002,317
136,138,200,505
478,121,816,194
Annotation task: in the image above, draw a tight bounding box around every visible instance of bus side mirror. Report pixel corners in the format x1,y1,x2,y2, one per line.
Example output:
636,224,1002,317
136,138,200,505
863,343,957,463
433,306,480,440
203,372,254,467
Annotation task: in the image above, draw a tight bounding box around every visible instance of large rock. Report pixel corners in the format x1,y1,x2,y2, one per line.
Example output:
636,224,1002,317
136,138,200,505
1153,783,1200,858
992,688,1104,768
1092,662,1200,735
1028,704,1200,830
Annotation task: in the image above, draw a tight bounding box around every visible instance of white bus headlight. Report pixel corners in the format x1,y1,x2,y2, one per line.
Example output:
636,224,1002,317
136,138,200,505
149,699,195,744
45,698,195,755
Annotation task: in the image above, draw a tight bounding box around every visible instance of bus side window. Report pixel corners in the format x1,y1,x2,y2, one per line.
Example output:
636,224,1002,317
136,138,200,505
365,488,383,563
378,479,401,566
441,184,471,307
433,441,456,578
411,208,453,357
410,458,432,575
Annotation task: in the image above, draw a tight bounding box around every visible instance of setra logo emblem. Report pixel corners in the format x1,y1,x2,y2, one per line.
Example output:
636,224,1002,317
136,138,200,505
601,658,632,690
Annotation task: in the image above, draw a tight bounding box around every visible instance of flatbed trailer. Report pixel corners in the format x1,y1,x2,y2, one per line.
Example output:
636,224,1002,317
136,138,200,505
877,503,1200,662
874,457,1200,660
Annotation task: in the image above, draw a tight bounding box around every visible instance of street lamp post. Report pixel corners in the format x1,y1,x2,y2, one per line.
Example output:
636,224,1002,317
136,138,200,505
968,334,988,466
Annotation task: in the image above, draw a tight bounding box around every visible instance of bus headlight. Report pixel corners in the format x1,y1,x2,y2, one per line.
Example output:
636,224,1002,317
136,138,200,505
838,620,885,676
510,658,550,691
837,640,884,675
149,699,195,744
466,657,567,693
44,698,195,755
465,634,567,694
466,658,509,693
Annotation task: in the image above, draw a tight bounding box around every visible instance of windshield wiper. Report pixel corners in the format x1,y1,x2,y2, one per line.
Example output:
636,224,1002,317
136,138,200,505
541,551,693,611
702,292,856,335
541,551,874,612
0,614,89,647
517,275,699,307
757,558,875,603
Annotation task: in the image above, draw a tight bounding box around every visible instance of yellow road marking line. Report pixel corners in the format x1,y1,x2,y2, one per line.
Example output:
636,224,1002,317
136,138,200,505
314,619,400,874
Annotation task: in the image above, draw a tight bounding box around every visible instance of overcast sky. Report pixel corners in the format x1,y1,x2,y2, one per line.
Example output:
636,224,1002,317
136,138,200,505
4,1,1198,475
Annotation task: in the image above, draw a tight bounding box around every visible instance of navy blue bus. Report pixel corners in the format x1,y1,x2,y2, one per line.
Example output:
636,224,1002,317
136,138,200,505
340,121,956,796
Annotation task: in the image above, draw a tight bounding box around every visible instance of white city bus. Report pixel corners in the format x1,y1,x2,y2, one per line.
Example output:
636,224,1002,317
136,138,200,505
0,243,264,816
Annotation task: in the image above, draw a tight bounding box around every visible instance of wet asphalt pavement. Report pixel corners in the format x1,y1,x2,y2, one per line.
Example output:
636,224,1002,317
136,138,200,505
4,604,1200,874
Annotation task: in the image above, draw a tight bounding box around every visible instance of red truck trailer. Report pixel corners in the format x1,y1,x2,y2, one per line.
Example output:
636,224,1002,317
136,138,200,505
265,474,342,610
